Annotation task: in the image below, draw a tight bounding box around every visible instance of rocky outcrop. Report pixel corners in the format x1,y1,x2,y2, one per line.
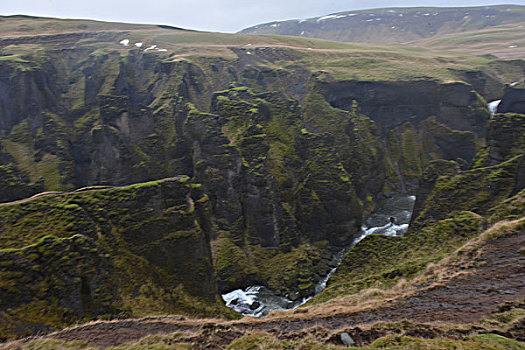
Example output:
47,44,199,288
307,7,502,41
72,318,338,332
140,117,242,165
321,112,524,304
410,159,460,223
0,177,235,339
486,113,525,165
410,112,525,228
497,84,525,114
185,88,363,296
318,80,489,137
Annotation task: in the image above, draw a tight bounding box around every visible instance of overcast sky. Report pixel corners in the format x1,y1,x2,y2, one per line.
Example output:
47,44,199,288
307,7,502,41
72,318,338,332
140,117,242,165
2,0,525,33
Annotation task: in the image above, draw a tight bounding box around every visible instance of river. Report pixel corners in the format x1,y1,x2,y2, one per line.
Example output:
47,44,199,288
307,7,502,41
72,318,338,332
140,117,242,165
222,194,416,317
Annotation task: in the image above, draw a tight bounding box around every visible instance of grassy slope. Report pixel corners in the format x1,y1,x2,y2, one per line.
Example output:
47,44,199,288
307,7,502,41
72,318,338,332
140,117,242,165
414,22,525,59
7,218,525,349
0,15,520,83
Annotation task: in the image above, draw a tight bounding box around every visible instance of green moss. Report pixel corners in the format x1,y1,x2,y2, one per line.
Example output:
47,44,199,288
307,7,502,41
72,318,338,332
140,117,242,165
314,210,484,304
0,179,236,339
214,235,327,296
412,154,523,227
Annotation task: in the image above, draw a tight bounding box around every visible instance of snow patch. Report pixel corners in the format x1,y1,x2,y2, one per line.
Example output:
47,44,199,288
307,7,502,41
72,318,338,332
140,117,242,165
271,23,280,27
158,49,167,52
300,31,305,35
366,19,374,22
391,26,396,29
316,14,348,22
135,42,143,48
144,45,157,52
423,13,430,16
246,51,252,55
510,82,519,86
509,45,518,48
119,39,130,47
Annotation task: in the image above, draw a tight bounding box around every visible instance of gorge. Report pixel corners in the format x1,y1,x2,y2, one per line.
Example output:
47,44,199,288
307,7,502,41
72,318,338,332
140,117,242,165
0,9,523,349
222,194,416,317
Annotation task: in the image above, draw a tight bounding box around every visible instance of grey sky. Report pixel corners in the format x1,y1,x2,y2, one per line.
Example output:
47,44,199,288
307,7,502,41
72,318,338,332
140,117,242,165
2,0,525,33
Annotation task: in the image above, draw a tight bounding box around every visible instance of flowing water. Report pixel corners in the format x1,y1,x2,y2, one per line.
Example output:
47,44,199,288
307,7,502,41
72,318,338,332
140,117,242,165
488,100,501,117
222,194,416,317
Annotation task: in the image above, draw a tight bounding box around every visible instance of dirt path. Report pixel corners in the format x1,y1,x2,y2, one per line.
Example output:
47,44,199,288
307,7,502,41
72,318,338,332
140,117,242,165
0,177,187,207
4,226,521,349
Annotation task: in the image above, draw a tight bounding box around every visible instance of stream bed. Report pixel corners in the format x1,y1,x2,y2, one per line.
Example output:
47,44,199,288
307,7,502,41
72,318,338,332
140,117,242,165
222,194,416,317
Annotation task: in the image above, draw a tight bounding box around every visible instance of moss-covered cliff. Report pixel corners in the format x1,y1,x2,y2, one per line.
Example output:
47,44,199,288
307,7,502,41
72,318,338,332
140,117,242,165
186,87,364,296
315,112,524,304
0,15,523,337
0,177,236,340
0,18,519,202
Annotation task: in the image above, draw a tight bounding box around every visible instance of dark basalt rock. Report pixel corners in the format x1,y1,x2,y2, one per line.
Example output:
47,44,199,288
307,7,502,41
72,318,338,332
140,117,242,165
0,35,519,334
497,84,525,114
487,113,525,165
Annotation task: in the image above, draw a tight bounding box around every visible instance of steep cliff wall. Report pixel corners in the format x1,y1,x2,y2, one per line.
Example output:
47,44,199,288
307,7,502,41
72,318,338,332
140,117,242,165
497,83,525,114
0,177,235,339
0,44,506,201
0,21,521,322
315,112,524,304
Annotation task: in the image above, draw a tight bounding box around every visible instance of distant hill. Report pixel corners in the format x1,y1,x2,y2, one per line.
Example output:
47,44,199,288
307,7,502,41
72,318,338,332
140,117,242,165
413,22,525,59
239,5,525,45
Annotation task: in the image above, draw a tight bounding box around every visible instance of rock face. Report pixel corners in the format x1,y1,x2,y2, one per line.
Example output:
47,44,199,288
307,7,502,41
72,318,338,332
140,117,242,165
497,84,525,114
316,79,486,191
187,88,363,295
0,177,234,339
0,235,119,335
486,113,525,165
0,18,520,334
318,80,488,137
319,112,524,305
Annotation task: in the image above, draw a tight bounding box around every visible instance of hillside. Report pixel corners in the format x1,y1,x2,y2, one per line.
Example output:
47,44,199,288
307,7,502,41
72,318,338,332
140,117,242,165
239,5,525,58
4,215,525,349
0,14,523,348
